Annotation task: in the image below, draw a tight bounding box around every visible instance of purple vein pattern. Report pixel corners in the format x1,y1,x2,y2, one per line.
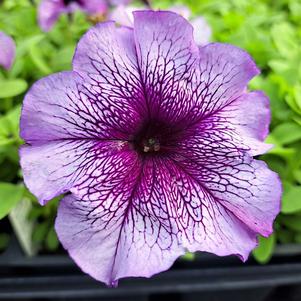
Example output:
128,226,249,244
20,11,282,286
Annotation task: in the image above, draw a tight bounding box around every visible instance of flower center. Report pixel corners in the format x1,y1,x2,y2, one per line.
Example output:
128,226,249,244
132,119,179,156
142,137,160,153
63,0,81,5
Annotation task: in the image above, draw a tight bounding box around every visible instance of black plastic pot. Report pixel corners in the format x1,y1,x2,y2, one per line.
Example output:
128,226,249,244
1,237,301,301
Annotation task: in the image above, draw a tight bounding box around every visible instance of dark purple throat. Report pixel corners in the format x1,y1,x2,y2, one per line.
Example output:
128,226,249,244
131,118,182,156
63,0,82,5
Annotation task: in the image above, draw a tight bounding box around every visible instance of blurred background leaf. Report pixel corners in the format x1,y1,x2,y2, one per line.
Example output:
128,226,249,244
253,234,276,264
0,183,24,219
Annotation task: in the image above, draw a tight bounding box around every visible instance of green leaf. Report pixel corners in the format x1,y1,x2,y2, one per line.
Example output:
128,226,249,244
32,222,49,243
264,135,296,160
6,105,22,137
277,228,294,244
271,122,301,145
16,35,45,56
0,79,28,98
182,252,195,261
294,233,301,243
294,170,301,184
29,44,52,75
266,145,296,160
46,226,59,251
51,46,74,72
0,233,10,250
294,116,301,127
281,215,301,232
282,184,301,214
294,85,301,110
286,93,301,116
0,183,24,219
0,105,22,147
289,0,301,22
271,22,298,58
253,234,275,264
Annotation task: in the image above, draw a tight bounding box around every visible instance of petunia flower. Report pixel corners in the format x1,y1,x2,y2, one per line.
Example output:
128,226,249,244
110,4,211,46
38,0,108,31
0,32,16,70
20,11,281,286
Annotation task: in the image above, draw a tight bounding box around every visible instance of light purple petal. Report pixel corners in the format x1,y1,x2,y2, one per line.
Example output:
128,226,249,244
38,0,66,32
20,71,141,205
133,10,199,119
72,22,147,116
21,24,146,205
55,154,261,286
159,156,259,260
133,10,199,81
55,165,184,286
216,91,272,156
0,32,16,70
20,71,140,143
80,0,108,15
196,43,259,114
191,17,211,46
175,126,281,236
20,139,136,205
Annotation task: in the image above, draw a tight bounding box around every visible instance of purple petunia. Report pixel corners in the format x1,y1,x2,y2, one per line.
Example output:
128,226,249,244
0,32,16,70
20,11,281,286
38,0,108,31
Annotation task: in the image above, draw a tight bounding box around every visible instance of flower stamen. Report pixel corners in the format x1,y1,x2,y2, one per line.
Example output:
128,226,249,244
142,138,160,153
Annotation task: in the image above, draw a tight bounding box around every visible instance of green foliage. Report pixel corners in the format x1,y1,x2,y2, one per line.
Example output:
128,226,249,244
0,0,300,259
0,79,27,98
0,233,10,251
271,122,301,145
0,183,24,219
253,234,276,264
282,184,301,213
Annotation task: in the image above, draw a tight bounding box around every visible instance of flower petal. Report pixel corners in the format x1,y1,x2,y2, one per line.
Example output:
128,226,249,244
133,11,199,117
20,71,140,143
205,157,281,237
195,43,259,117
0,32,16,70
72,22,147,117
55,159,185,286
175,125,281,236
38,0,65,32
216,91,272,156
154,157,258,261
160,43,260,127
56,153,261,286
20,139,136,205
